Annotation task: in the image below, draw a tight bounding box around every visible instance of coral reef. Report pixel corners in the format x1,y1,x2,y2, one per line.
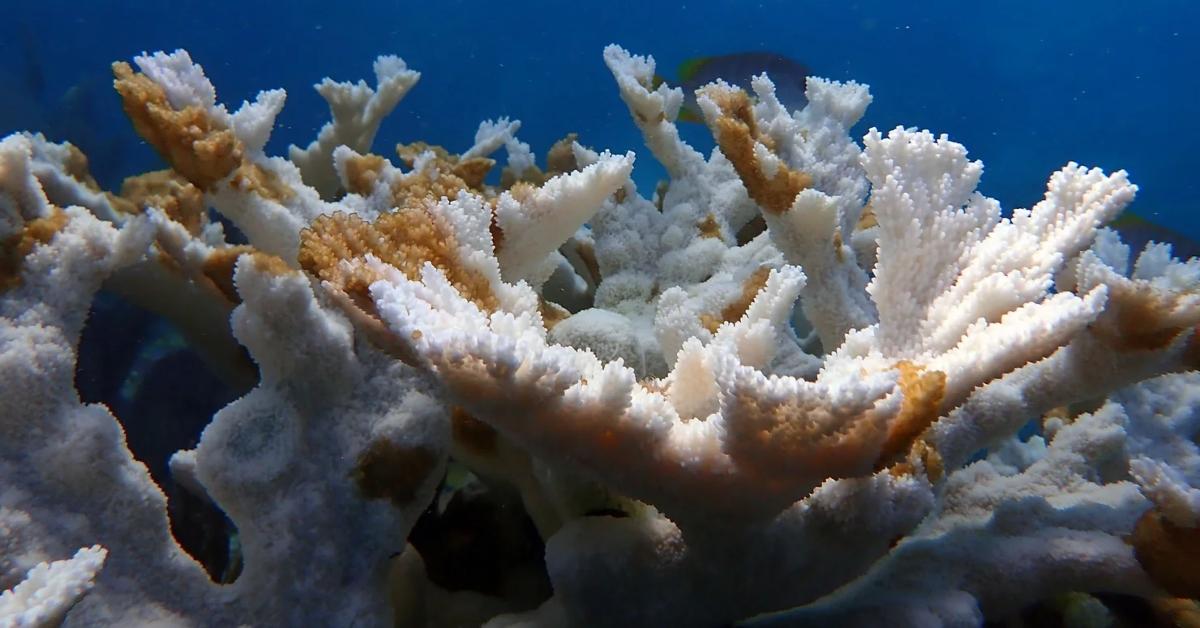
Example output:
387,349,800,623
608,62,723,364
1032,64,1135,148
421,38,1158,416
1,44,1198,627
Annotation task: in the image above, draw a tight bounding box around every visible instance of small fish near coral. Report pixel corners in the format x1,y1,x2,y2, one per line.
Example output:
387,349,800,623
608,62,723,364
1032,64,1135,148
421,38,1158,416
658,51,810,123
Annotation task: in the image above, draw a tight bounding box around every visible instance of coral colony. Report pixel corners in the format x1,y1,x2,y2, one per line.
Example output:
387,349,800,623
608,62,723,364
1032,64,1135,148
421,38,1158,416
2,44,1199,627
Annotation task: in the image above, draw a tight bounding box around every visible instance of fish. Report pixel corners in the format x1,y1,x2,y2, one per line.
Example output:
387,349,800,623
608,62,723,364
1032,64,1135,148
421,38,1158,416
656,52,811,122
1109,211,1200,262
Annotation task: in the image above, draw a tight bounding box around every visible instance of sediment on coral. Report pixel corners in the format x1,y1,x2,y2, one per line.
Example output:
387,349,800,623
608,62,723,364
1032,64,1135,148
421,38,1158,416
2,41,1199,628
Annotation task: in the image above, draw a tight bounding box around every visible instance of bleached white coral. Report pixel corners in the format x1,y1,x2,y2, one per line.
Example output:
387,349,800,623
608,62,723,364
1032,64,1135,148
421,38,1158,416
361,46,1200,626
289,55,421,199
762,399,1154,628
0,546,107,627
1,75,446,625
1120,372,1200,527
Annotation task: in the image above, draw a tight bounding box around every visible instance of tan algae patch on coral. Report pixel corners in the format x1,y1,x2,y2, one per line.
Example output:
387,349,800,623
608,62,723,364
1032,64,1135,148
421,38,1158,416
0,207,69,291
696,213,723,240
391,168,474,210
700,266,771,333
298,207,499,314
230,162,294,203
1130,509,1200,598
114,61,295,206
342,153,388,196
198,245,255,303
875,361,947,473
501,132,584,189
351,438,438,506
450,406,499,458
887,438,944,482
539,299,571,331
700,85,811,214
120,170,207,234
452,157,496,190
113,62,242,191
1092,280,1200,353
395,141,495,192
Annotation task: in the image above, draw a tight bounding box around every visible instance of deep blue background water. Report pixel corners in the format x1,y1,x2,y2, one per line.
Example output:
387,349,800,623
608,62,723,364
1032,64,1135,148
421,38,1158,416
3,1,1196,245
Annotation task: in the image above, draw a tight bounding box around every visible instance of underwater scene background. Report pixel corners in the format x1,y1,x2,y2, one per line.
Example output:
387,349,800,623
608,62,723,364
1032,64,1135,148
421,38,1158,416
3,0,1197,243
2,1,1200,627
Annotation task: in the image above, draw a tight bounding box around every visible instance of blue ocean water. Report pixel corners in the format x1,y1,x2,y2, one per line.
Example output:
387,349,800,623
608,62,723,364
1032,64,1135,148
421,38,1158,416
2,0,1196,245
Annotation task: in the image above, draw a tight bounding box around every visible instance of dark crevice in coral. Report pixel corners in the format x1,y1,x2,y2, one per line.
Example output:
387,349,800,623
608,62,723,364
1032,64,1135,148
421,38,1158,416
582,507,629,518
75,288,245,581
210,208,248,245
407,473,552,608
988,592,1164,628
167,483,239,582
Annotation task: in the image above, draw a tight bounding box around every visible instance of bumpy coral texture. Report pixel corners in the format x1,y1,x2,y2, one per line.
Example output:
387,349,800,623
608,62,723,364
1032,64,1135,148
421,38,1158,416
1,43,1198,628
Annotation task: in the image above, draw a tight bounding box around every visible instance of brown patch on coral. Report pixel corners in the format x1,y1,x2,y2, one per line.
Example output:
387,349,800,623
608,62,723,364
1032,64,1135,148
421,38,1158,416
103,192,139,216
914,439,944,481
505,181,537,204
1147,597,1200,628
1186,326,1200,370
351,438,438,506
697,213,723,239
1092,280,1200,353
396,141,494,193
388,164,477,211
396,142,451,168
500,165,537,190
1043,405,1071,422
120,170,207,234
886,439,943,482
488,205,506,255
247,251,292,276
575,239,601,287
886,461,910,478
329,287,422,367
700,85,811,214
736,215,767,245
539,298,570,331
633,110,666,126
638,378,667,394
497,130,582,188
726,385,891,484
654,181,669,212
450,406,498,457
1040,406,1076,433
299,208,499,316
875,362,947,470
342,153,388,196
0,207,69,291
545,133,580,176
856,204,878,230
113,62,242,190
63,143,103,191
451,158,495,190
700,267,772,333
1130,509,1200,598
229,162,294,203
199,245,254,303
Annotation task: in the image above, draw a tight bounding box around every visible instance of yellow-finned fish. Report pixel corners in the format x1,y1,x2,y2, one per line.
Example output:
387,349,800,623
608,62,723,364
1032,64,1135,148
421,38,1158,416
1109,212,1200,262
655,51,811,123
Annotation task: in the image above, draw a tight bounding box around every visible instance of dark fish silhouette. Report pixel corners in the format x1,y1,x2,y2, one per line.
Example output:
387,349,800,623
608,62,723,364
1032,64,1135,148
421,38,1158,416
657,52,811,122
1110,212,1200,262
